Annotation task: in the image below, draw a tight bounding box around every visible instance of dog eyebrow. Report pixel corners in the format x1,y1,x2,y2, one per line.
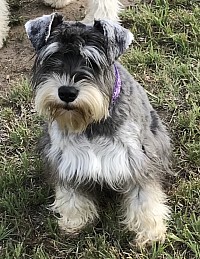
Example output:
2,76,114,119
39,42,61,63
80,45,107,67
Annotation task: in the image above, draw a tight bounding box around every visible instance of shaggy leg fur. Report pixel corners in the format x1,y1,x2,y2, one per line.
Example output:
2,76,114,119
0,0,9,48
43,0,75,8
121,182,170,246
43,0,122,22
82,0,122,23
51,186,98,233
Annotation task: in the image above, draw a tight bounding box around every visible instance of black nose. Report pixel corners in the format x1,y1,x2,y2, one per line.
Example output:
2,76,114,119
58,86,79,103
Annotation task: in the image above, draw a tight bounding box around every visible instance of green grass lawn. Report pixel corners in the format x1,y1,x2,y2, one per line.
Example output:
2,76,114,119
0,0,199,258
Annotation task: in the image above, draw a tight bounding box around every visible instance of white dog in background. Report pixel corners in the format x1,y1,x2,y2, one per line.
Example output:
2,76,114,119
0,0,122,48
44,0,122,22
0,0,9,48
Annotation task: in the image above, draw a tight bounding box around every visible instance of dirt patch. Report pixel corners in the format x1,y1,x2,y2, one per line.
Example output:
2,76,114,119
0,0,134,91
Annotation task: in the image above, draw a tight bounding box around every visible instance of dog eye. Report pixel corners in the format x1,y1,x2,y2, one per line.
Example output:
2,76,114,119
73,73,86,83
87,59,99,70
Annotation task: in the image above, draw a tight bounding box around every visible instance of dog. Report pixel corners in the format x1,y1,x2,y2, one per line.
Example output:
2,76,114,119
25,13,171,246
43,0,122,23
0,0,121,48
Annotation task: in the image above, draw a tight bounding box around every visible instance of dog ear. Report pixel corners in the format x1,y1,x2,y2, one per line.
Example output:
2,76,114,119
25,13,63,51
94,20,133,62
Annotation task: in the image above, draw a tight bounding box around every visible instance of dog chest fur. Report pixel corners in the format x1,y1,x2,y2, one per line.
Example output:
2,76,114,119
47,120,146,188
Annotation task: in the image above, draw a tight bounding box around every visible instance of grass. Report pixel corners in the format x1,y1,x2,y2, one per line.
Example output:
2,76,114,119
0,0,200,258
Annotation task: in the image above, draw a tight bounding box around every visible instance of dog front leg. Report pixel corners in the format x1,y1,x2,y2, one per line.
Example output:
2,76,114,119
0,0,9,48
51,185,98,234
121,182,170,246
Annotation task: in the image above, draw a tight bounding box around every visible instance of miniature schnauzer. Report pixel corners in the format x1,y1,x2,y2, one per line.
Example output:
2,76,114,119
0,0,121,48
25,13,171,246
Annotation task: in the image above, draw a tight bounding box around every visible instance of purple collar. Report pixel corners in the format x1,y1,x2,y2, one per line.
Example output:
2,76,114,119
111,64,121,104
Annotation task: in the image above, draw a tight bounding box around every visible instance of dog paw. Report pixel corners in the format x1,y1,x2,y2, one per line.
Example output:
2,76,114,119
58,215,88,234
133,231,166,248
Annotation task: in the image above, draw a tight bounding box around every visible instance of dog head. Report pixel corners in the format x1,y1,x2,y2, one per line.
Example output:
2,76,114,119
25,13,133,133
